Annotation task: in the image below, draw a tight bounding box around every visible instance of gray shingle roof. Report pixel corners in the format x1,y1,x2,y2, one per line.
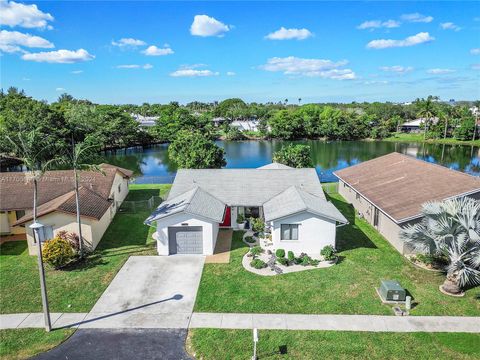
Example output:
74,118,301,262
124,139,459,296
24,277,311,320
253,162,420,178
263,186,348,223
257,162,293,170
168,168,325,206
145,187,226,225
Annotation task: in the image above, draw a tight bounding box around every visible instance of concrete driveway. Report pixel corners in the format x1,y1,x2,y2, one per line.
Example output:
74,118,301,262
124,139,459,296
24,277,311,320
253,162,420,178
80,255,205,329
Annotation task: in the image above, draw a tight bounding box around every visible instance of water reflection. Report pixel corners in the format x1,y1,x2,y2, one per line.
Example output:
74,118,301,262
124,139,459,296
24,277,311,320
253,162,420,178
101,140,480,183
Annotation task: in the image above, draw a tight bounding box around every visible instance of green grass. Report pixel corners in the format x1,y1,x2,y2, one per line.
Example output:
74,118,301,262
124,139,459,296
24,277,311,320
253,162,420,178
383,132,480,146
0,184,171,314
194,192,480,316
188,329,480,360
0,328,74,360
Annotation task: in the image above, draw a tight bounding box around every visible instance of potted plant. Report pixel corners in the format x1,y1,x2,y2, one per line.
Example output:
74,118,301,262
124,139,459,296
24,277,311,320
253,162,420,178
236,213,246,229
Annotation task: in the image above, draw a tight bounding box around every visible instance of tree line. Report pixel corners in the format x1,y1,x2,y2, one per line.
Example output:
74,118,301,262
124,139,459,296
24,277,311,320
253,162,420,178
1,88,478,167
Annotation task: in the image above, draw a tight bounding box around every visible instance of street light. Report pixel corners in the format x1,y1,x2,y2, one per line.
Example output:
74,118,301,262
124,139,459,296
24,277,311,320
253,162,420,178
30,221,51,332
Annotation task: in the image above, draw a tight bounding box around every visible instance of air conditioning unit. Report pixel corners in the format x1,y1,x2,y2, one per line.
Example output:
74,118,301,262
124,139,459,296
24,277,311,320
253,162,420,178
379,280,406,302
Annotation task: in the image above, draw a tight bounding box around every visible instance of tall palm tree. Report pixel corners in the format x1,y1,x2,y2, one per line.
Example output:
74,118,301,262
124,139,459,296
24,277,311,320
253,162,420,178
416,96,438,141
63,140,104,258
400,197,480,295
6,129,59,331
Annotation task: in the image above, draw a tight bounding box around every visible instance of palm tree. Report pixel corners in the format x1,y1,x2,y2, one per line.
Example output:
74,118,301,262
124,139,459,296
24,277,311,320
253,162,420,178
416,96,438,141
6,129,59,331
63,140,104,258
400,197,480,295
298,98,302,105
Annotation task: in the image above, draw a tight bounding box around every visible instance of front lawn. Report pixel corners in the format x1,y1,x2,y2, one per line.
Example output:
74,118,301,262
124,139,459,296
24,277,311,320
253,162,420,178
188,329,480,360
194,192,480,316
0,184,171,314
0,329,74,360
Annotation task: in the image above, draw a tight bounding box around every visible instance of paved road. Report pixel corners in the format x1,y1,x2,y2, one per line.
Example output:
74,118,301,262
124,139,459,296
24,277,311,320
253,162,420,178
80,255,205,328
32,329,192,360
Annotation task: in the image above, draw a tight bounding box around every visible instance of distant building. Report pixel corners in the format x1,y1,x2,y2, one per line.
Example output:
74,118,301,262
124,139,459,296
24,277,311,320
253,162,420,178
230,120,260,132
131,114,157,127
400,117,439,133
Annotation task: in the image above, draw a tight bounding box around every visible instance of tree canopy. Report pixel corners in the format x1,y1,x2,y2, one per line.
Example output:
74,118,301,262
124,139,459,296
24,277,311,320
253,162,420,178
273,144,313,168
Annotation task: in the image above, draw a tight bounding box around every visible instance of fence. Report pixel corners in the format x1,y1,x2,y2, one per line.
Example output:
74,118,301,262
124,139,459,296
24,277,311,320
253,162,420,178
117,195,163,213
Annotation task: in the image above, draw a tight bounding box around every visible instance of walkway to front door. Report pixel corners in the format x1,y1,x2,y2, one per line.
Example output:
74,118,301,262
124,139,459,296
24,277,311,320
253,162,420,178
79,255,205,329
205,229,233,264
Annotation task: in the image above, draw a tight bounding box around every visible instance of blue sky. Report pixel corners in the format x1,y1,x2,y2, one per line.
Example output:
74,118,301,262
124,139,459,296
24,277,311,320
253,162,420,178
1,1,479,104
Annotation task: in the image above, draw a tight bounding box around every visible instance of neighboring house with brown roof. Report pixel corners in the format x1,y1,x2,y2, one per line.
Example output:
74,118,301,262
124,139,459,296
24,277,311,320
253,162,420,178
0,163,133,255
334,152,480,254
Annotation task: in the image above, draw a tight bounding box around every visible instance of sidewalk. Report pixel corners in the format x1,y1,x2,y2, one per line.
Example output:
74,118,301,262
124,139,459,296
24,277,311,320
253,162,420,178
2,312,480,333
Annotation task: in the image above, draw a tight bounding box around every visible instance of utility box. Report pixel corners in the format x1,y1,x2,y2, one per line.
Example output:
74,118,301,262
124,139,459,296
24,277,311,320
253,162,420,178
379,280,406,302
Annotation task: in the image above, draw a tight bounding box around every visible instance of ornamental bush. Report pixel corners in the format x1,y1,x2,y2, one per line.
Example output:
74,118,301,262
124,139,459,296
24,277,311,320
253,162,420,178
250,217,265,233
250,259,267,269
287,251,295,262
277,257,288,266
250,246,264,257
275,249,285,258
321,245,336,261
244,236,256,244
42,236,75,269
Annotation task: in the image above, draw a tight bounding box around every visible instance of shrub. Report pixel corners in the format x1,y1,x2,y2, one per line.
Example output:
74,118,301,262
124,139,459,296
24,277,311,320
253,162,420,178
275,249,285,258
250,246,264,257
244,236,256,244
56,230,80,252
250,259,267,269
287,251,295,262
236,213,245,224
42,236,75,269
301,255,312,266
321,245,336,261
250,217,265,233
309,259,320,266
277,257,288,266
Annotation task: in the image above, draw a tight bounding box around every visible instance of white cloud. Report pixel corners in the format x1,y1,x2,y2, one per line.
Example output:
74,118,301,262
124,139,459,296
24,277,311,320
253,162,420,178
21,48,95,63
71,70,83,74
366,32,434,49
260,56,356,80
190,15,230,37
470,48,480,55
401,13,433,23
0,0,54,29
0,30,53,53
55,87,65,91
380,65,414,74
440,22,461,31
170,65,219,77
111,38,146,47
357,19,401,30
265,27,313,40
427,68,456,74
142,45,174,56
116,63,153,69
364,80,389,85
472,64,480,70
226,71,236,76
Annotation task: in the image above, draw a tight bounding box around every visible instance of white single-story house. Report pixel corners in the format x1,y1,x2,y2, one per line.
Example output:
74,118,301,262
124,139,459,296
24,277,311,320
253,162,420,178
400,117,439,133
0,164,132,255
145,163,347,256
334,152,480,254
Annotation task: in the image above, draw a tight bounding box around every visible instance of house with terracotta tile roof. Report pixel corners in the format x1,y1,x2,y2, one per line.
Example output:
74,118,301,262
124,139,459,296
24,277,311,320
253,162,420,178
334,152,480,254
0,164,133,255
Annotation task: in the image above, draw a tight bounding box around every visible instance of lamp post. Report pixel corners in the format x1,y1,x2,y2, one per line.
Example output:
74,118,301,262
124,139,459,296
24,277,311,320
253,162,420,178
30,222,51,332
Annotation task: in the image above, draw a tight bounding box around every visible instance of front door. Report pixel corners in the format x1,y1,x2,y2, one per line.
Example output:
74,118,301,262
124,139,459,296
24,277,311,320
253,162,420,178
219,206,231,227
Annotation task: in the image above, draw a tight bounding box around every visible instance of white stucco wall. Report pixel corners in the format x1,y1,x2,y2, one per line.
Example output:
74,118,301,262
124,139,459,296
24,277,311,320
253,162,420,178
155,213,218,255
271,211,337,255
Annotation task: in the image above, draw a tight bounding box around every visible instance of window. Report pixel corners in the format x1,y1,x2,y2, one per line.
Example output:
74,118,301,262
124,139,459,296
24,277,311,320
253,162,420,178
281,224,299,240
15,210,25,220
245,207,260,219
118,183,121,193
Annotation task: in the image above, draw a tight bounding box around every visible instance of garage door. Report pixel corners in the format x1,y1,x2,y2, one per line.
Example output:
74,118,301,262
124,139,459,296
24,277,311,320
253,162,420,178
168,226,203,255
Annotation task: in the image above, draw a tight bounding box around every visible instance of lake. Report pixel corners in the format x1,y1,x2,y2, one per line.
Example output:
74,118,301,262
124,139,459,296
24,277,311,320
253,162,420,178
102,140,480,183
